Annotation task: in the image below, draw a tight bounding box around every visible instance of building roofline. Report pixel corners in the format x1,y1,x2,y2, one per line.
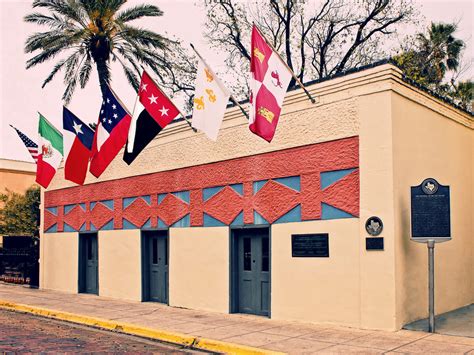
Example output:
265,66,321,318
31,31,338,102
174,59,472,121
0,158,36,173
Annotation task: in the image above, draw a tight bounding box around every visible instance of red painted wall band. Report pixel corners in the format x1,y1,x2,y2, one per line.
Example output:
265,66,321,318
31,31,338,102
45,137,359,231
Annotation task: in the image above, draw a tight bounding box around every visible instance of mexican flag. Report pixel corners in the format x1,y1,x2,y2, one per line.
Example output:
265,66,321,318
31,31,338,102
36,113,63,188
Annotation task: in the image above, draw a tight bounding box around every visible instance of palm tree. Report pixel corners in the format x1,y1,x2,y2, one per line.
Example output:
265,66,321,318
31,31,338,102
417,23,464,87
24,0,169,103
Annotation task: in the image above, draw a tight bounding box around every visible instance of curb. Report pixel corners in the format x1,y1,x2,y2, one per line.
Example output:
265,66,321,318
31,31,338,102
0,300,284,355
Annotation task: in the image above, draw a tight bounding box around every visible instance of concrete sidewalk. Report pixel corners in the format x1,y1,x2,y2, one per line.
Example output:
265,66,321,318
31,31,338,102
1,284,473,354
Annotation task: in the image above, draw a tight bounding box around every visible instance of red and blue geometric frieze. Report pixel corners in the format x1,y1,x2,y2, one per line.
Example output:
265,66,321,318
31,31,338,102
44,136,360,233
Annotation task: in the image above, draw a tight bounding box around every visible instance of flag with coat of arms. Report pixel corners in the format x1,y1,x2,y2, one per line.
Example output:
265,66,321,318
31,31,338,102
249,25,292,142
191,57,230,141
36,113,63,188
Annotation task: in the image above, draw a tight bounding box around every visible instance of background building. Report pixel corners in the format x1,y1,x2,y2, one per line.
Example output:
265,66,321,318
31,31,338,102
0,158,36,195
39,63,473,331
0,158,36,246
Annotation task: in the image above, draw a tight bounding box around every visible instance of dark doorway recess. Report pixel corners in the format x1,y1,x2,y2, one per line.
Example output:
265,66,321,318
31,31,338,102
78,233,98,295
230,227,270,317
142,230,169,304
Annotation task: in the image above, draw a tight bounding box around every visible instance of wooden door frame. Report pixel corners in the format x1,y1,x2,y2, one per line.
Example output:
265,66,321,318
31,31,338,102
229,225,271,317
141,229,169,304
78,232,98,295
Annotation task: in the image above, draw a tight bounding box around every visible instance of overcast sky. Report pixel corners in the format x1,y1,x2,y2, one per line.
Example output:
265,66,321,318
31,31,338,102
0,0,472,163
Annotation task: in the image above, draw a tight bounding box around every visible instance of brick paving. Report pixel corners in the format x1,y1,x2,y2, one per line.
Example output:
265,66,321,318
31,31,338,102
1,283,473,354
0,309,202,353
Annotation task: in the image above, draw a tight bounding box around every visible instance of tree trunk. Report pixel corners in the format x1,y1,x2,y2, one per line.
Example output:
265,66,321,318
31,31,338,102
95,59,110,97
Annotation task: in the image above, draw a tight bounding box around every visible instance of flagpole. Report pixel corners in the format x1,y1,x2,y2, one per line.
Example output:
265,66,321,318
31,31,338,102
253,25,316,104
190,43,249,120
141,67,197,132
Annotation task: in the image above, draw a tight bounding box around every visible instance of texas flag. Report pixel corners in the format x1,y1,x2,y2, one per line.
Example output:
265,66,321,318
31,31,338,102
123,71,179,164
90,85,131,177
249,25,292,142
63,107,94,185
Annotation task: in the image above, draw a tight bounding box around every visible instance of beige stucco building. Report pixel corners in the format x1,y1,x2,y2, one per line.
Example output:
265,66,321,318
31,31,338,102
0,158,36,195
39,63,473,331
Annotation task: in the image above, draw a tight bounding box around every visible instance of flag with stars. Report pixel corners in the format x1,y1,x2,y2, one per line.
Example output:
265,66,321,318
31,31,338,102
10,125,39,163
90,85,132,177
63,107,94,185
123,70,179,165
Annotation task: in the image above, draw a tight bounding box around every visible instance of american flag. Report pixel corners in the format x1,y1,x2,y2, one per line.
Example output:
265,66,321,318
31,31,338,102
10,125,39,163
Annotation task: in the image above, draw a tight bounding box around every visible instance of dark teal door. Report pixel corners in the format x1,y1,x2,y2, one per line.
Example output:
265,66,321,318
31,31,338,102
143,232,168,303
79,233,98,295
235,229,270,316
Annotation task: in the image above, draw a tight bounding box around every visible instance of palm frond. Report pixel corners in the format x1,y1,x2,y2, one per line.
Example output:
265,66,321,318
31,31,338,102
62,75,78,104
24,12,74,30
79,54,92,88
116,4,163,23
42,58,66,88
120,62,140,92
26,46,65,69
115,26,168,49
33,0,87,27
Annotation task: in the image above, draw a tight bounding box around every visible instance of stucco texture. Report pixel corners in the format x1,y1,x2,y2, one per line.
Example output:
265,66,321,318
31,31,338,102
271,219,360,327
169,227,229,313
40,232,78,293
98,229,142,301
391,90,474,328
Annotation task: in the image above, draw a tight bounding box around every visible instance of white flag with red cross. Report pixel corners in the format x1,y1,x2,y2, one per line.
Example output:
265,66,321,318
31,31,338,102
249,25,292,142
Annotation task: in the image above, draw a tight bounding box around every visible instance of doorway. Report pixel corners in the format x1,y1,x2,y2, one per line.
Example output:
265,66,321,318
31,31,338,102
231,227,270,316
142,231,168,303
78,233,98,295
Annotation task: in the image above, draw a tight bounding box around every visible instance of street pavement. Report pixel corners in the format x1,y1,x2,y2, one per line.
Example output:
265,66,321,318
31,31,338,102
0,309,204,353
0,283,473,354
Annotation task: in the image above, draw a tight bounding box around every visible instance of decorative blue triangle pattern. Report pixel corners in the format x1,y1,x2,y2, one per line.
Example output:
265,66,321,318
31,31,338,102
203,186,224,201
254,211,269,225
253,180,268,194
321,203,354,219
229,184,244,196
123,197,137,209
274,176,301,192
64,204,76,214
45,224,57,233
101,199,114,210
158,218,167,228
231,211,244,226
203,213,226,227
101,219,114,230
122,218,138,229
63,222,75,232
142,218,152,229
142,195,151,205
46,207,58,215
172,191,190,204
172,214,190,227
321,168,356,189
274,205,301,224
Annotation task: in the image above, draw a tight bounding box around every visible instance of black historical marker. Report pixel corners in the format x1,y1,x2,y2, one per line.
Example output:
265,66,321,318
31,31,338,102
292,234,329,257
366,237,384,250
411,178,450,239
